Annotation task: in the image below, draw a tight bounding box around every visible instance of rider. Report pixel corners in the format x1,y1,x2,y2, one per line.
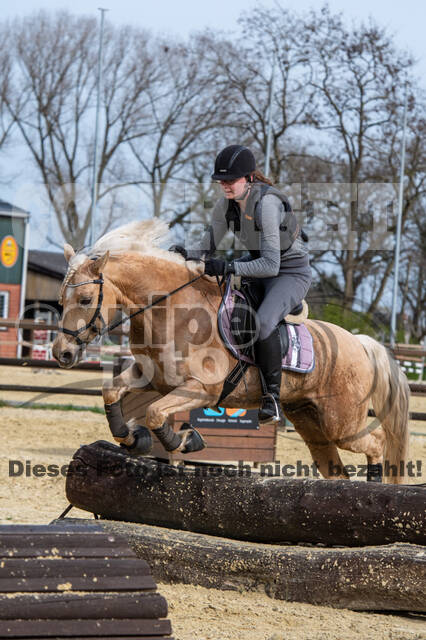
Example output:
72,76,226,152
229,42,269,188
173,145,311,424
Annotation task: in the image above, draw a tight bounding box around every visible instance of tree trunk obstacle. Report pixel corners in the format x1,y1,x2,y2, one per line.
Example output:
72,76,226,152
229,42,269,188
66,441,426,548
81,519,424,612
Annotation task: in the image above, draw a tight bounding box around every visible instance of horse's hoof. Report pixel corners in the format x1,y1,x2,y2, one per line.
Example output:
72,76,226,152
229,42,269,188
120,425,153,456
367,463,383,483
179,423,206,454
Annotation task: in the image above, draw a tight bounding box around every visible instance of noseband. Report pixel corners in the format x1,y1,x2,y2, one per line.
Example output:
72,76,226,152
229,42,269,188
60,274,105,346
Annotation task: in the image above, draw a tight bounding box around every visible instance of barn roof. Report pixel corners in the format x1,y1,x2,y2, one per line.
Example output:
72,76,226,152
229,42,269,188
28,250,67,280
0,199,30,217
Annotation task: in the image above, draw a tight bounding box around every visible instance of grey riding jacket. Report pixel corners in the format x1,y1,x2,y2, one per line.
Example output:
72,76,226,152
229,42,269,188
189,182,309,277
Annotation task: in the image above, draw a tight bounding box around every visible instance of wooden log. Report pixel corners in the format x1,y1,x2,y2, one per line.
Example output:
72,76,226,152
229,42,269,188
0,357,108,371
0,592,167,620
410,411,426,421
0,571,156,593
0,384,102,396
0,556,156,592
410,382,426,396
66,441,426,547
55,519,426,612
0,524,133,558
0,557,152,578
0,618,171,638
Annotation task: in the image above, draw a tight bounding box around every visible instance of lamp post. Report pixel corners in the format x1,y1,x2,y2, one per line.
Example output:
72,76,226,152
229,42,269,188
89,8,108,248
390,81,408,349
264,51,277,177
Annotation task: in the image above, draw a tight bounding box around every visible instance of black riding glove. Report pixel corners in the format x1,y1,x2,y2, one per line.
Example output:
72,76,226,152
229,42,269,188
168,244,188,259
204,257,235,277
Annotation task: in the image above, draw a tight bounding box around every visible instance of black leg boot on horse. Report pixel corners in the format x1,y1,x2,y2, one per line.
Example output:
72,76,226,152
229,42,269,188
255,326,285,425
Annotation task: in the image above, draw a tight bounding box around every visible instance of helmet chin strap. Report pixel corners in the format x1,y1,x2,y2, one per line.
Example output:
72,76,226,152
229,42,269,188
234,182,252,202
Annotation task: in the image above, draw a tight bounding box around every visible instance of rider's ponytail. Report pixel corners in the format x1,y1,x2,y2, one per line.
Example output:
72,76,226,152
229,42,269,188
252,169,274,186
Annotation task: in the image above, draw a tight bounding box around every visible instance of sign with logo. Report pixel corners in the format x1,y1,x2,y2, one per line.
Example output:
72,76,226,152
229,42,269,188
1,235,18,268
190,407,259,430
0,214,27,286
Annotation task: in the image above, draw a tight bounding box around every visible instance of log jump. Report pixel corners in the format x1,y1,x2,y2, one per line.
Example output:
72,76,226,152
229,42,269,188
66,441,426,548
61,441,426,612
55,519,424,613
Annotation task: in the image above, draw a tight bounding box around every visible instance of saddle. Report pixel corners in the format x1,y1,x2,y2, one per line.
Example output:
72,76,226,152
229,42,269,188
218,276,315,373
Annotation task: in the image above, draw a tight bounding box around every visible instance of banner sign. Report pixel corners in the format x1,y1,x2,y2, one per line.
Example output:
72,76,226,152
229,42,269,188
1,236,19,268
190,407,259,430
0,215,26,285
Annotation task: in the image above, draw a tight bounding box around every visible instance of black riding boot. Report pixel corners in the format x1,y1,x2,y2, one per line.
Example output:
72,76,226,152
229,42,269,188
254,327,284,425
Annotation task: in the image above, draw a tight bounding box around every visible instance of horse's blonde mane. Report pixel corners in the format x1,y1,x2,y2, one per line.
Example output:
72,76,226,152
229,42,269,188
59,219,184,303
91,219,173,257
58,254,88,304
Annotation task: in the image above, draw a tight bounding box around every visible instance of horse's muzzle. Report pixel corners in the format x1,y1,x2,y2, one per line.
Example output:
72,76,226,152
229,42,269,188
52,336,83,368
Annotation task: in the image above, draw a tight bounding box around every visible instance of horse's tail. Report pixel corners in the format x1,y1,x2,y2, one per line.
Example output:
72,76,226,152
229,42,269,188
357,335,410,484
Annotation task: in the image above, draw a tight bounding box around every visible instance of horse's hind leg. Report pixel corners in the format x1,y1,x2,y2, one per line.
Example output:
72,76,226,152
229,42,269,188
335,423,386,483
316,394,386,481
312,398,386,482
305,442,349,480
283,402,349,480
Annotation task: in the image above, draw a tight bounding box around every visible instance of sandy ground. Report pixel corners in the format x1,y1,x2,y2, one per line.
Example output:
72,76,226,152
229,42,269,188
0,366,425,640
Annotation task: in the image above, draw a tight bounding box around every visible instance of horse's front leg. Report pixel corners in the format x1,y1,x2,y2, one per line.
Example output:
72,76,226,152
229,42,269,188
102,361,156,454
146,378,218,454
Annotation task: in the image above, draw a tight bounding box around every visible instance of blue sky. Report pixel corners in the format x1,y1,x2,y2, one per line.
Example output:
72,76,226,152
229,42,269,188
2,0,426,81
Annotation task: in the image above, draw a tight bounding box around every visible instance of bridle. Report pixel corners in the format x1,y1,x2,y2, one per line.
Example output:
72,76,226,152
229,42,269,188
59,271,204,347
60,275,106,346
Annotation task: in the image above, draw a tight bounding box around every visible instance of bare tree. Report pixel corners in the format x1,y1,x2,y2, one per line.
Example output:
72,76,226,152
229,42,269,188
127,33,233,227
0,28,18,179
366,98,426,322
203,8,318,182
5,11,160,248
304,5,415,309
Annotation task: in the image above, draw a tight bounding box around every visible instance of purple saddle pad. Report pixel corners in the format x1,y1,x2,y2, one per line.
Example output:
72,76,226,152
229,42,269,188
218,281,315,374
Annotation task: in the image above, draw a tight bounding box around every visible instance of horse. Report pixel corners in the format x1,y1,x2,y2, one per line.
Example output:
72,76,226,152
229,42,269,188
52,219,410,483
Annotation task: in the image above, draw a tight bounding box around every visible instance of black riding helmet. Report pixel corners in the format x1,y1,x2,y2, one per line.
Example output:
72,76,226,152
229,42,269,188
211,145,256,181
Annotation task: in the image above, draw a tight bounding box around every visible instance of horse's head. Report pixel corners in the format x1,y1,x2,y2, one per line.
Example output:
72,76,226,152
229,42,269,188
52,244,110,368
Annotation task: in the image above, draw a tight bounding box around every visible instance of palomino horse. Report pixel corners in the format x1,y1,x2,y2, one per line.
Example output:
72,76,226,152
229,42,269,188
52,220,410,483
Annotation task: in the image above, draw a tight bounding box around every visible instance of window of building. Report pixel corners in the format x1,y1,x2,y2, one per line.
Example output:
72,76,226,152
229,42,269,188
0,291,9,330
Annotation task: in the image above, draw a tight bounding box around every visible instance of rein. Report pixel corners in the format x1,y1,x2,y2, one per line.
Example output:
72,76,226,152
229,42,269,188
60,272,204,345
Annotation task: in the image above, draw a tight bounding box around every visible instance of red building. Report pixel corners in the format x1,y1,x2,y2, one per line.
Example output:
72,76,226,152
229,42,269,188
0,201,30,357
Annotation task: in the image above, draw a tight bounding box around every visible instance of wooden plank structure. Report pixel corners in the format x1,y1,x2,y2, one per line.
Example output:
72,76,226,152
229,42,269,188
66,441,426,547
122,392,278,464
0,523,173,639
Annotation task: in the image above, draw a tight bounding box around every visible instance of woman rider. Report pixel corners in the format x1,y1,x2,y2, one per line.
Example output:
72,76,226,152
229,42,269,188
173,145,311,425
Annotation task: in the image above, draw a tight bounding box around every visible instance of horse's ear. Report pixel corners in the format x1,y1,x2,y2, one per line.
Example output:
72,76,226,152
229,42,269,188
64,244,75,263
89,251,110,275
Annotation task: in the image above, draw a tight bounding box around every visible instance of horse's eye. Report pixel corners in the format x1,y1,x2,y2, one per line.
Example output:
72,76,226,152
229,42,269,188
80,298,92,306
